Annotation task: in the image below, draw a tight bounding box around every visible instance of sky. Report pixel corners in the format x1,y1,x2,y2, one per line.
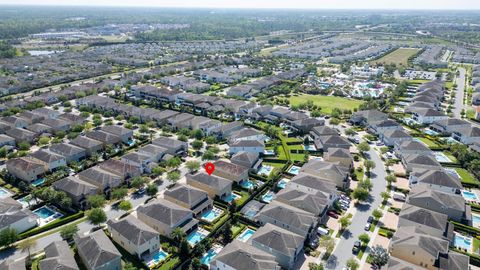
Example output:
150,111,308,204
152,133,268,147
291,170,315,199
0,0,479,10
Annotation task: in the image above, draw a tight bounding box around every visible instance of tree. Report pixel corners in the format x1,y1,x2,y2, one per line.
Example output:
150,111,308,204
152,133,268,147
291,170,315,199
385,174,397,188
330,118,340,125
167,171,180,182
111,188,128,201
166,157,181,169
171,227,186,244
124,262,139,270
18,141,30,151
352,187,369,202
87,195,106,208
372,209,383,220
87,208,107,226
202,150,215,160
146,184,158,197
370,245,389,267
151,166,165,176
193,129,204,140
318,235,335,253
131,176,148,190
380,191,391,202
358,233,370,246
346,258,359,270
60,224,79,241
364,160,376,173
191,140,204,151
38,136,50,146
119,201,132,212
0,228,17,247
179,239,191,259
339,215,351,230
18,238,37,263
222,222,233,244
308,263,324,270
357,142,370,153
358,178,373,190
185,160,200,173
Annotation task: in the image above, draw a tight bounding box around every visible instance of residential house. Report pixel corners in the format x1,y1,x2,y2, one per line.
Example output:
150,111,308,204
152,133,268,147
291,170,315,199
107,216,160,259
229,140,265,155
394,140,432,159
402,154,442,173
229,128,266,143
324,148,353,168
49,143,86,163
250,223,305,270
368,119,402,135
210,240,280,270
52,176,98,209
39,241,79,270
6,157,45,182
231,151,262,173
41,118,71,133
288,173,338,206
409,169,462,194
380,129,412,147
85,130,122,146
275,187,329,218
136,198,198,237
186,172,232,199
98,159,142,181
101,125,134,145
0,197,37,233
452,126,480,145
120,152,154,173
349,110,388,126
0,134,15,147
69,136,104,156
313,135,350,152
78,167,123,195
289,118,324,134
212,160,249,183
75,230,122,270
412,108,448,125
152,136,188,156
300,159,350,189
0,258,26,270
5,128,36,144
407,185,471,224
30,149,67,172
255,200,318,238
164,184,213,216
26,123,52,136
430,118,471,135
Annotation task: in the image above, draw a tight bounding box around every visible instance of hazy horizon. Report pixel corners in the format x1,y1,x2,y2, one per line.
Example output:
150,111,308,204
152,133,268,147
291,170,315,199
1,0,479,10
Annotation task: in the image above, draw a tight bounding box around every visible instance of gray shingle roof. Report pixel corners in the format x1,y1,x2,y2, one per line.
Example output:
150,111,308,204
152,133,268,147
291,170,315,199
164,184,209,208
137,198,193,227
40,240,79,270
74,230,121,269
53,176,98,197
107,215,158,246
399,204,448,231
251,223,304,258
211,240,279,270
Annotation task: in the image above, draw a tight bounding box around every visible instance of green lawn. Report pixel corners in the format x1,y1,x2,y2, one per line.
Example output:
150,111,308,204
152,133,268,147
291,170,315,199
455,168,479,185
263,162,286,169
288,95,364,115
416,137,439,148
370,48,420,66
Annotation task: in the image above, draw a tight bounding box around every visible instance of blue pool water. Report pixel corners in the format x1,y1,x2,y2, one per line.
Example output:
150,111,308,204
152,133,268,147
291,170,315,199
151,250,168,264
31,178,45,187
127,139,135,146
0,187,10,198
454,234,472,251
237,228,255,242
241,180,255,189
257,165,273,176
187,230,207,246
303,144,316,151
473,214,480,228
424,129,438,136
288,166,301,175
434,152,452,163
33,206,56,219
201,208,223,223
261,192,275,203
264,150,275,156
200,248,219,265
277,179,288,189
223,193,240,203
462,190,479,201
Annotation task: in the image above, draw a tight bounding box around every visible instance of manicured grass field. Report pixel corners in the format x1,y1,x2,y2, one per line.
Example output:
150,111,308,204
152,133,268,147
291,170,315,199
455,168,479,185
371,48,420,66
262,162,285,169
289,95,364,115
416,137,439,148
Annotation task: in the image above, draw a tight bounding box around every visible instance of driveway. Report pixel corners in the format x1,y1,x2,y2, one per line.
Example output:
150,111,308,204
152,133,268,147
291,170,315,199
324,148,388,270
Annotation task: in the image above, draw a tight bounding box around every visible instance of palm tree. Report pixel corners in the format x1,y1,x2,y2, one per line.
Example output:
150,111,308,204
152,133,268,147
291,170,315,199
171,228,186,245
18,238,37,265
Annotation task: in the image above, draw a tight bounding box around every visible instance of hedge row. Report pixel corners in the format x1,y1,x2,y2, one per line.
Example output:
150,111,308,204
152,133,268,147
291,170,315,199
19,211,84,239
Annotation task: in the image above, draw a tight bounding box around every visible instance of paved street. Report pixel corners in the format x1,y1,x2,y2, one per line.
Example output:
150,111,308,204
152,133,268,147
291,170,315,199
453,67,466,118
325,148,387,270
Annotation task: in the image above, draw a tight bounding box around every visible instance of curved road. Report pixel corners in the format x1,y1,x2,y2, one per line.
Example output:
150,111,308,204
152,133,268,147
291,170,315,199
325,147,387,270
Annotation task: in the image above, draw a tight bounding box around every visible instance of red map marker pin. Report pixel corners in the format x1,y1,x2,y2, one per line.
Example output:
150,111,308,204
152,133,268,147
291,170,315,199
205,162,215,175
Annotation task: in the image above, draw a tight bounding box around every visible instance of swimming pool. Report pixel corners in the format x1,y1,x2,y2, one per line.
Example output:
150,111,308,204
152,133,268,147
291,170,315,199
462,190,479,202
277,178,290,189
17,195,39,208
473,213,480,228
434,152,452,163
200,207,223,223
303,144,316,151
222,193,241,203
146,250,169,267
257,165,273,176
31,178,45,187
261,191,276,203
200,246,222,265
263,150,275,156
288,166,301,175
0,187,12,198
454,234,472,252
241,179,255,190
33,206,63,226
424,129,438,136
187,229,208,246
237,228,255,242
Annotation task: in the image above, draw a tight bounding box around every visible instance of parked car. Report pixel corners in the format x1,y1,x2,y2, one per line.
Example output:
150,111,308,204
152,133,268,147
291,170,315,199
317,227,329,236
327,211,339,219
352,241,361,254
367,216,373,223
365,223,371,231
309,236,319,248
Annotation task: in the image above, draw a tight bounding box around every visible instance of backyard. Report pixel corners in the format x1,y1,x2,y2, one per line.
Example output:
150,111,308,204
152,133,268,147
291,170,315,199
370,48,421,66
289,94,364,115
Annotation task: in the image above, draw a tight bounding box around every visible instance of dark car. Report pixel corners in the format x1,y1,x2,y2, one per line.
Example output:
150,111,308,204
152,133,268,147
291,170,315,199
367,216,373,223
328,211,339,219
309,236,319,248
352,241,361,254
